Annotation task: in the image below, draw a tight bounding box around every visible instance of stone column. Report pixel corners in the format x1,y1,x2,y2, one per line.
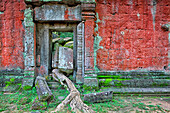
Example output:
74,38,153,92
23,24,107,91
82,3,96,74
161,24,170,73
22,7,35,89
81,3,98,89
76,22,85,84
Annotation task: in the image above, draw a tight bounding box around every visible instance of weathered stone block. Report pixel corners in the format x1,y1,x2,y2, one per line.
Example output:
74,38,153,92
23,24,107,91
84,75,98,89
24,56,34,66
84,91,113,103
0,85,21,92
32,98,47,110
52,43,60,68
34,4,81,21
22,78,34,90
58,47,73,75
47,81,60,89
35,76,53,101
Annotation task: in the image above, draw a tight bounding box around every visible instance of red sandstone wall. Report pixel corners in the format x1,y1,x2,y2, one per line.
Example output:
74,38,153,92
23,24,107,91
0,0,26,69
95,0,170,71
0,0,169,72
85,19,95,71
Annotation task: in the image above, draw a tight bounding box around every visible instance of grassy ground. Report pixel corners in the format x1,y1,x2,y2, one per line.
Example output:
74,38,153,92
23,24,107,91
0,86,169,113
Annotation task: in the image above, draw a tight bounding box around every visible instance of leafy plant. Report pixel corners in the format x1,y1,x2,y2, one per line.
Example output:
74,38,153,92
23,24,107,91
10,78,15,82
23,85,32,90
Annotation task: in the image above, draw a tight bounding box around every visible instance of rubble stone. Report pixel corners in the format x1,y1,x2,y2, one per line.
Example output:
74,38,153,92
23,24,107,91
84,91,113,103
58,47,73,75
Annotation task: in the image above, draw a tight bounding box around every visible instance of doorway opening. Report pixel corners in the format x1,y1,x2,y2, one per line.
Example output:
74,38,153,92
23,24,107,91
49,30,74,77
36,23,83,83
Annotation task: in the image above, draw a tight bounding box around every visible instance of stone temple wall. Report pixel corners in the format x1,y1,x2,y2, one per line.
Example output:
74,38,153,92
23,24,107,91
93,0,170,72
0,0,169,91
0,0,26,90
0,0,25,70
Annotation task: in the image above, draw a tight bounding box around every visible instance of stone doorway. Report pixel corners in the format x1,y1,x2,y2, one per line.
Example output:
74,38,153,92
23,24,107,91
23,1,96,87
36,23,80,82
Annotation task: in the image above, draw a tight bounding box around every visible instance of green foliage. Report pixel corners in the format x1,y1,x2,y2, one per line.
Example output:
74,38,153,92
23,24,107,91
5,81,11,86
133,102,149,110
0,87,37,112
53,32,73,39
100,79,112,86
10,78,15,82
23,85,32,90
64,45,73,49
114,82,124,87
98,75,122,79
58,38,65,44
4,78,18,89
0,86,168,113
83,85,99,91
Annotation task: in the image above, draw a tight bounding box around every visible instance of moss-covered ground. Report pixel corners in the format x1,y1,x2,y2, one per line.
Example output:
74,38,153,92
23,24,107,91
0,86,169,113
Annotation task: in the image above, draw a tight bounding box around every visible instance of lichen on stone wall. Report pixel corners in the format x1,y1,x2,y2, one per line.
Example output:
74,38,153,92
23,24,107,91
151,0,157,31
0,11,4,14
94,13,103,72
169,32,170,67
22,7,35,89
24,8,34,27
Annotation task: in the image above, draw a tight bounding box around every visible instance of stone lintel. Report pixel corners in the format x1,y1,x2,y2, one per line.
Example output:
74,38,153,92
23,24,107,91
25,0,96,6
34,4,82,21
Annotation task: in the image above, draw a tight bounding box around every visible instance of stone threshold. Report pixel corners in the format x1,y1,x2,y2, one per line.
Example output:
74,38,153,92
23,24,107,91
101,87,170,94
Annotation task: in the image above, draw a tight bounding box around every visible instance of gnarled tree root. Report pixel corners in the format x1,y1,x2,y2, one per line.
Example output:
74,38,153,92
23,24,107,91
51,69,95,113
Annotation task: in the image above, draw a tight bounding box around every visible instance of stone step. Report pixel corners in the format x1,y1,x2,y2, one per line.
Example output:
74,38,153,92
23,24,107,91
47,81,60,89
101,87,170,94
99,79,170,88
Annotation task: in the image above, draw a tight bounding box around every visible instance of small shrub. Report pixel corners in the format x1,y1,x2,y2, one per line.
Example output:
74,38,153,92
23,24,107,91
23,85,32,90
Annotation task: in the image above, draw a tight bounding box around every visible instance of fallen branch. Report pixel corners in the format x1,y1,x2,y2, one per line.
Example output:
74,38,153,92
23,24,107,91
51,69,95,113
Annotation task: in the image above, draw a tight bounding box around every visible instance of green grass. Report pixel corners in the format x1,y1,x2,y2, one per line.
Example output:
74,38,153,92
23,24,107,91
0,87,169,113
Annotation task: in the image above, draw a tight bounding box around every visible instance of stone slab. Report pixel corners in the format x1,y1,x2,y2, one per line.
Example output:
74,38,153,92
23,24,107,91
84,91,113,103
22,78,34,89
84,78,98,87
58,47,73,74
101,88,170,93
34,4,81,21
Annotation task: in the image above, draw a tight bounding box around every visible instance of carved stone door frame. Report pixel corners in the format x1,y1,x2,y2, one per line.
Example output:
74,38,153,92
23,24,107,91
35,22,84,83
23,1,96,86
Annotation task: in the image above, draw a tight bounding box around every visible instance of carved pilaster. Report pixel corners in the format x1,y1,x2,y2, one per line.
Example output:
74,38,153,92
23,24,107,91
76,22,85,83
23,7,35,88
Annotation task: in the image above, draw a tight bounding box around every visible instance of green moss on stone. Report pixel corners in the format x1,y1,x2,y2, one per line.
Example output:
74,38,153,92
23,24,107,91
10,78,15,82
100,79,112,86
83,85,99,91
23,85,32,90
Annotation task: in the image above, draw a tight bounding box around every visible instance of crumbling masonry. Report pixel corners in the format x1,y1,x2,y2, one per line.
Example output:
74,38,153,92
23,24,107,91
0,0,170,93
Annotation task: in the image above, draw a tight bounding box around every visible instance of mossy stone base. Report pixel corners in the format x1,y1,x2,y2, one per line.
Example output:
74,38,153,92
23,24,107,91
22,78,34,90
32,98,47,110
83,77,99,90
0,84,21,92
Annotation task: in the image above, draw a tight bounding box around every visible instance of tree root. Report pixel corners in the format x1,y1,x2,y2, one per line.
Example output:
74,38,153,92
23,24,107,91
51,69,95,113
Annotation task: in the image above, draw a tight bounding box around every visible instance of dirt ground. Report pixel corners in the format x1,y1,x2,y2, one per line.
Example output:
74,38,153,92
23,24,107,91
0,90,170,113
107,96,170,113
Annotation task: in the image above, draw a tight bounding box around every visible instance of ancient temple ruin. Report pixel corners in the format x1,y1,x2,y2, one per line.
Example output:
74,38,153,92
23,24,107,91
0,0,170,93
